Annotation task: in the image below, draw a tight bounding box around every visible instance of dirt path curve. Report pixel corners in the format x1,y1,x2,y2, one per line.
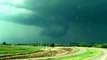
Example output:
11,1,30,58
86,48,107,60
11,47,87,60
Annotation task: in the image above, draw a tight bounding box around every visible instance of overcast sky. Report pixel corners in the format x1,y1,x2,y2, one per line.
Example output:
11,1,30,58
0,0,107,44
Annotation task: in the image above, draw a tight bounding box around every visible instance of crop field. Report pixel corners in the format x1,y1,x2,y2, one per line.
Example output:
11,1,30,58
0,45,42,55
0,45,44,59
0,45,106,60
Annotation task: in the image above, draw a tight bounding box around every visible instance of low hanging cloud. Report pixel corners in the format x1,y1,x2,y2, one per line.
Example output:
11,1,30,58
41,25,69,37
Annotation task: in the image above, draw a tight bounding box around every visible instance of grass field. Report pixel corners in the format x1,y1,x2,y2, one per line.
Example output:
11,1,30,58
0,45,43,55
0,45,104,60
59,48,100,60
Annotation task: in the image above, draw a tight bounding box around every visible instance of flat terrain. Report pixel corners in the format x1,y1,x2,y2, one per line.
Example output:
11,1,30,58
0,45,44,59
0,45,107,60
0,45,42,55
38,47,101,60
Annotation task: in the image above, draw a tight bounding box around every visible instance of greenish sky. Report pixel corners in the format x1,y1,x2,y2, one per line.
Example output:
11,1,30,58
0,0,107,44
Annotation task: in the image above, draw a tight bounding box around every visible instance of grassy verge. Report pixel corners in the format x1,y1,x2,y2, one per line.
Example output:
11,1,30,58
61,48,100,60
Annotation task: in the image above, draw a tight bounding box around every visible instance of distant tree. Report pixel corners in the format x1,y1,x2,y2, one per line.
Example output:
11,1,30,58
2,42,7,45
102,44,107,48
96,44,103,48
50,43,55,47
92,44,103,48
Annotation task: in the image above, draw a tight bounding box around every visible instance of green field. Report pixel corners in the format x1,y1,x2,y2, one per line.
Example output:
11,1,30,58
0,45,43,55
60,48,100,60
0,46,103,60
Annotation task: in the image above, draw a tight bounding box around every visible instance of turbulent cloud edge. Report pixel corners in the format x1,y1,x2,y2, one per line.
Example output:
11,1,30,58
0,5,33,16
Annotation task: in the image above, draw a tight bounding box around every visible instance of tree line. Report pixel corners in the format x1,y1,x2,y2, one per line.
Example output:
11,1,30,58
1,42,107,48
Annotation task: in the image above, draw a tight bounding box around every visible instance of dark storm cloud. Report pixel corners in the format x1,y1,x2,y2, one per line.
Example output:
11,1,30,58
10,0,107,25
1,0,107,43
41,25,69,37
